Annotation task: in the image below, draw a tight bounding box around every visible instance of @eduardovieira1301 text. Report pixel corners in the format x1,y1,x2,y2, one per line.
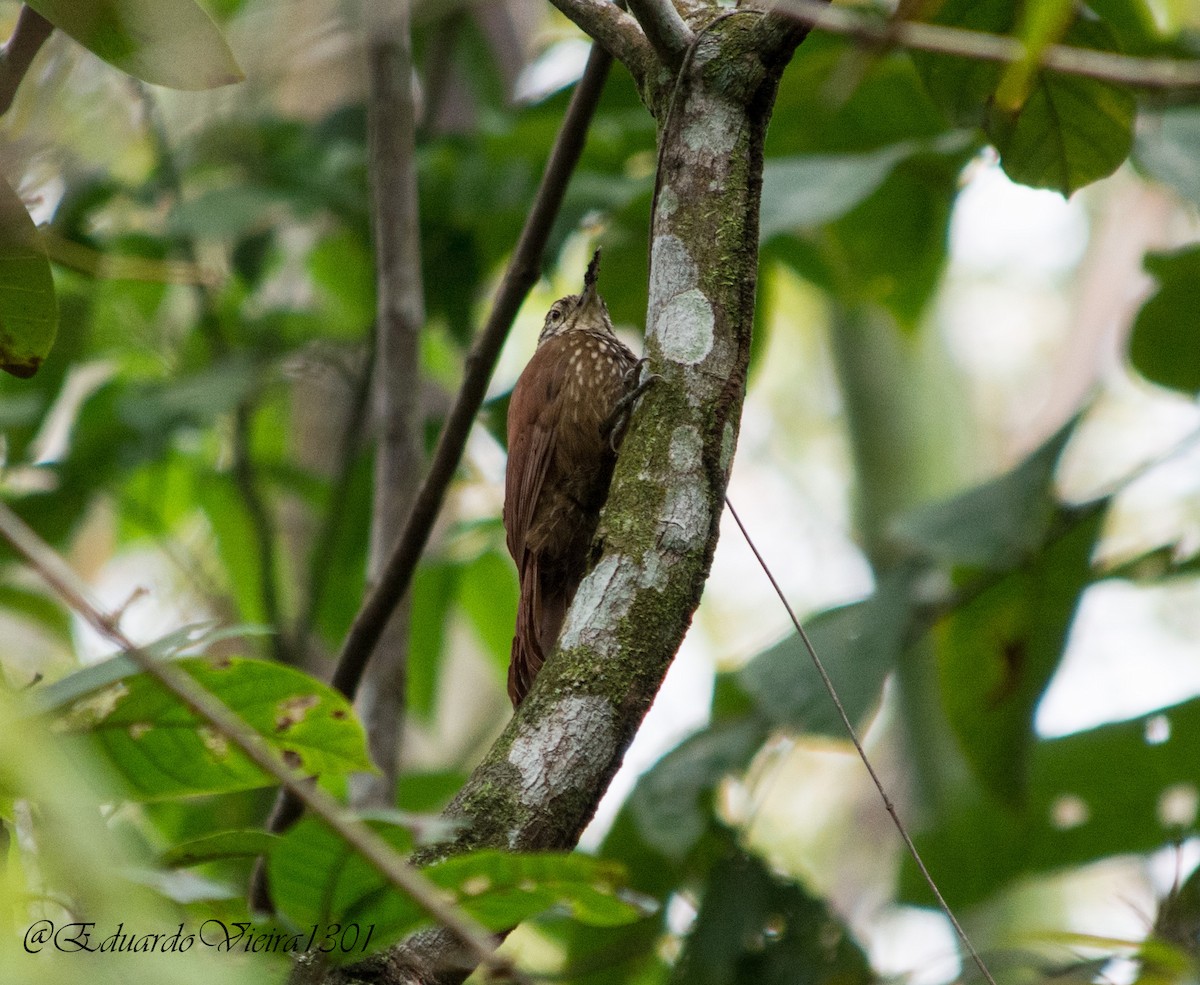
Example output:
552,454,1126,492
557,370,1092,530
22,919,377,955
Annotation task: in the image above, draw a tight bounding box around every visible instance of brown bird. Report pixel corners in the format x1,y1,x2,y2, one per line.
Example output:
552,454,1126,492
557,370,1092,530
503,251,645,707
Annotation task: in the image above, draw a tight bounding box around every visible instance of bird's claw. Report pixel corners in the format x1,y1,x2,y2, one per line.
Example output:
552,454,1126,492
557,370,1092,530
602,359,661,449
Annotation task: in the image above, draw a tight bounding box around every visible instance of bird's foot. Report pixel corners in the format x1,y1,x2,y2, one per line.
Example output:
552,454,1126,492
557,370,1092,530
602,358,662,449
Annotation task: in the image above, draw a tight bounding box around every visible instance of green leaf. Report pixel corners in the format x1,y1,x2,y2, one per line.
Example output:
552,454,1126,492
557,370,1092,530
892,416,1079,570
985,19,1136,194
458,547,520,674
407,560,460,720
0,581,71,645
1129,246,1200,394
270,818,650,961
33,621,272,713
761,148,911,237
911,3,1136,194
161,829,280,867
934,509,1104,803
1135,107,1200,206
0,176,57,378
56,657,373,799
731,568,915,734
27,0,243,89
673,848,872,985
628,719,769,863
901,695,1200,907
761,133,973,240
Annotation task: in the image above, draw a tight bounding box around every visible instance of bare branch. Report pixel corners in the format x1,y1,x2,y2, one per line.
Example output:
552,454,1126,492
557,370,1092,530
0,501,519,984
0,6,52,116
627,0,693,69
770,0,1200,89
545,0,655,84
355,0,426,809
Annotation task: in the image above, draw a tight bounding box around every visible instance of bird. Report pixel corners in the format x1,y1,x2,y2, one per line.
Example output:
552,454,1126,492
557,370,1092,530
502,250,648,707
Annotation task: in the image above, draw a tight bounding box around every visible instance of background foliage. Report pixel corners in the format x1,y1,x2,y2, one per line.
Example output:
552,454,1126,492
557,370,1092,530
3,0,1200,982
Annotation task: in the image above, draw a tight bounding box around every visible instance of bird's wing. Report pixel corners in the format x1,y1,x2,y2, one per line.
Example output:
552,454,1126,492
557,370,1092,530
503,343,562,564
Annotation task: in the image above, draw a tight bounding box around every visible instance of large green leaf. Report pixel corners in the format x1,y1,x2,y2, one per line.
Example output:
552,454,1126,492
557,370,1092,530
55,657,373,799
901,694,1200,907
730,568,916,735
933,509,1104,804
269,817,651,962
911,1,1136,194
985,19,1136,195
0,176,57,378
891,417,1079,570
1128,247,1200,395
27,0,243,89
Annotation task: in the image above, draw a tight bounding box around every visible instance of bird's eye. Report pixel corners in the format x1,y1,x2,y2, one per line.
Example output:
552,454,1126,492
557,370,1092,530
548,308,562,323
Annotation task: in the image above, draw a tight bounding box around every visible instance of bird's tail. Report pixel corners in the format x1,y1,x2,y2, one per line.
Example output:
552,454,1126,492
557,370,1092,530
508,555,573,707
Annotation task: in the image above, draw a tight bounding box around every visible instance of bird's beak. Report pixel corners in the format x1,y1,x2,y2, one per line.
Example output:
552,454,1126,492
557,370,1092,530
579,248,603,316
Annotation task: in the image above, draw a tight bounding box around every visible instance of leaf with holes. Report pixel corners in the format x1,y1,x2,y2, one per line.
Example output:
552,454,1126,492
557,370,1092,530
27,0,243,89
56,657,373,799
270,817,653,962
0,175,56,379
900,695,1200,907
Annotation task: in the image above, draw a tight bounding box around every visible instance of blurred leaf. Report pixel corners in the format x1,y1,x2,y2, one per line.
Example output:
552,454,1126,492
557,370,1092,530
1136,107,1200,205
459,548,520,674
57,657,373,799
761,147,914,238
730,568,916,735
0,176,57,379
161,829,280,867
901,694,1200,907
395,769,468,814
271,817,650,962
993,0,1075,111
935,508,1103,803
910,0,1015,126
1129,247,1200,394
407,560,460,721
672,848,872,985
33,622,272,712
167,186,290,239
27,0,243,89
892,416,1079,570
629,719,769,863
0,581,72,644
308,229,376,339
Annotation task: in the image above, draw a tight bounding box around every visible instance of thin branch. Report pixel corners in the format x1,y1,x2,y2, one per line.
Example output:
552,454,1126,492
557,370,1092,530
545,0,655,84
770,0,1200,89
0,5,52,116
626,0,693,70
0,500,523,984
354,0,426,810
329,40,617,702
725,498,999,985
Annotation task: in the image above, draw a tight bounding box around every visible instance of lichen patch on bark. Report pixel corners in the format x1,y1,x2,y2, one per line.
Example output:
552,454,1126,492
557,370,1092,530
558,554,636,653
507,696,616,807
